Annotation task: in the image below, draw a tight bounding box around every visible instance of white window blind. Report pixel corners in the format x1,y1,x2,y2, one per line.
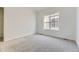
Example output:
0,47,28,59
43,12,59,31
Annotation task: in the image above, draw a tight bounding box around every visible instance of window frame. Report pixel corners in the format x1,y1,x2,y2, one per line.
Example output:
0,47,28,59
43,12,59,30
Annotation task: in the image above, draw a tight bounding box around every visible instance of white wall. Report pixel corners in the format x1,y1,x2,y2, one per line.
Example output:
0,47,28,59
36,7,76,40
0,8,3,37
77,8,79,47
4,7,36,41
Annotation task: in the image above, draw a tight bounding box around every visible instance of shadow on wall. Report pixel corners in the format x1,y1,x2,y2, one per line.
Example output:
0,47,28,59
0,7,4,41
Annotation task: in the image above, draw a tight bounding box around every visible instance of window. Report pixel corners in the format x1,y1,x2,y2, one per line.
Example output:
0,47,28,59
43,12,59,31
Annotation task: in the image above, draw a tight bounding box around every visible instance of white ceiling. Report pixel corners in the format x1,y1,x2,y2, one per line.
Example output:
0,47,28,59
30,7,48,11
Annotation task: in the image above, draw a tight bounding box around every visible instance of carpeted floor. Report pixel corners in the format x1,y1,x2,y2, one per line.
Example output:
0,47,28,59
0,34,79,52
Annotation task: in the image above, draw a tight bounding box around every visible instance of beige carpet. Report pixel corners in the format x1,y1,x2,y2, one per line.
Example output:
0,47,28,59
0,34,79,52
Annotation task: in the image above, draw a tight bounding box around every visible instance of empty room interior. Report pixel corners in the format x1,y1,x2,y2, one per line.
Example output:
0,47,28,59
0,7,79,52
